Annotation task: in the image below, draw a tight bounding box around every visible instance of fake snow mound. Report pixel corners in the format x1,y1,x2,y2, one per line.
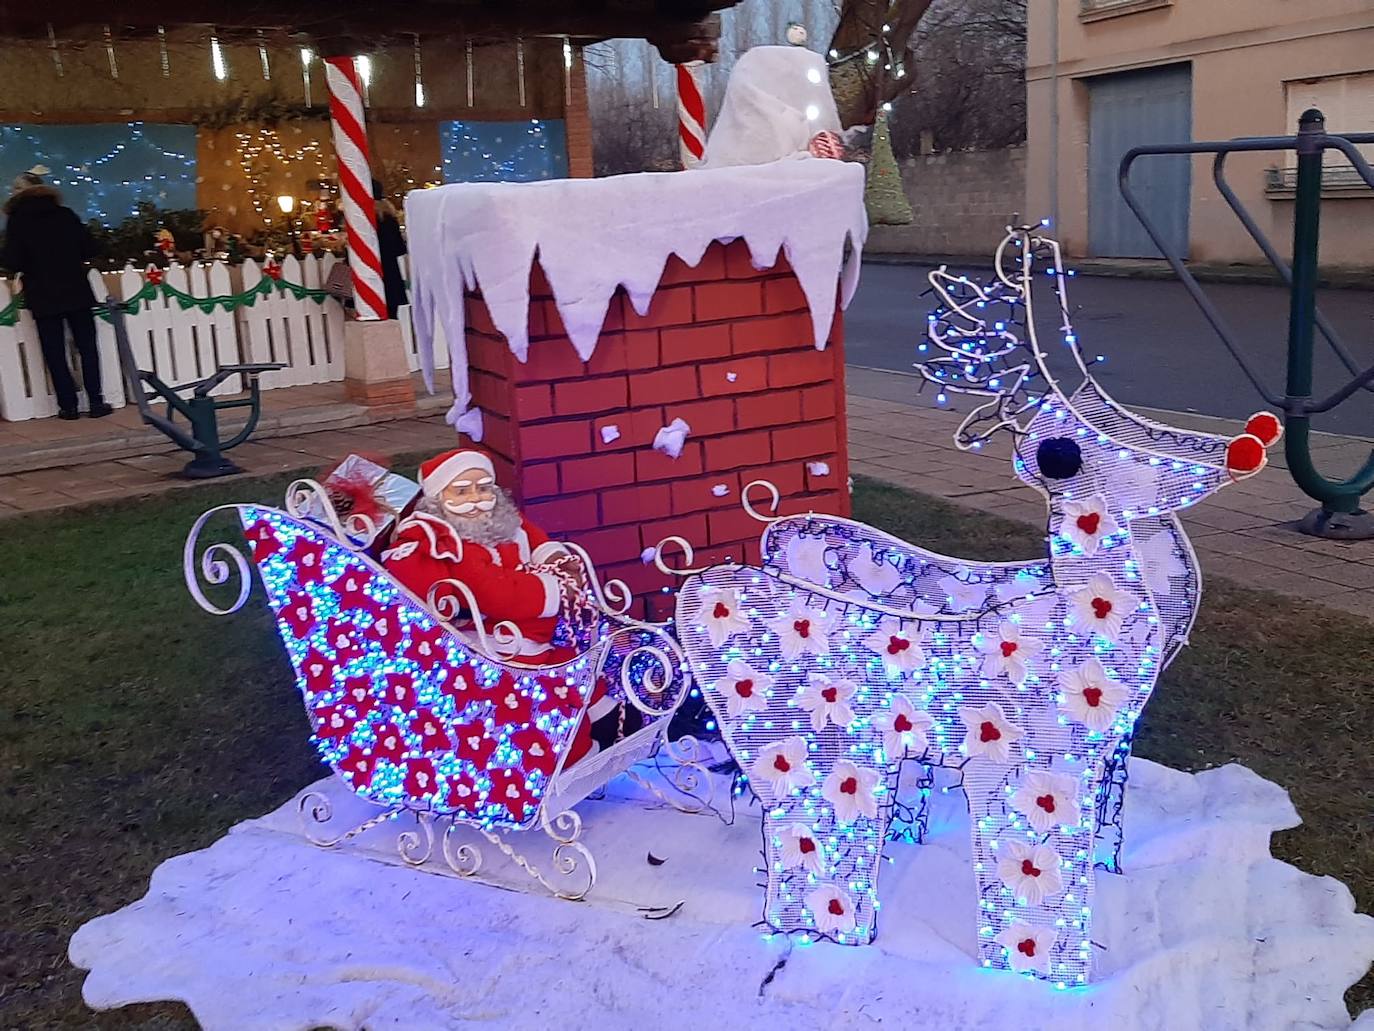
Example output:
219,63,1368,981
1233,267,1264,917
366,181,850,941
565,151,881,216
404,158,866,431
70,759,1374,1031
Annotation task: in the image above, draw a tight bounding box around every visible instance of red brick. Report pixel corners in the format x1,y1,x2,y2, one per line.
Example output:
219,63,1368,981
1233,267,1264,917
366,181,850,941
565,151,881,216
735,391,801,430
585,332,626,375
640,512,709,554
670,472,741,514
724,238,784,279
694,281,764,323
527,493,599,532
705,430,771,470
740,462,805,499
553,376,629,416
522,461,560,499
660,323,732,366
629,366,698,407
731,312,815,355
801,384,838,421
521,338,585,380
768,348,835,389
518,420,590,460
482,413,514,460
466,296,499,336
467,334,509,375
560,452,635,493
659,246,727,286
598,559,670,599
666,397,735,437
804,455,840,493
636,441,703,481
764,276,808,314
698,356,767,397
624,329,661,369
529,264,554,299
567,525,645,566
469,369,507,411
827,309,844,348
708,506,766,546
772,422,837,461
536,299,566,339
514,383,553,421
492,454,516,489
624,286,693,329
599,293,626,334
592,407,662,453
601,482,671,522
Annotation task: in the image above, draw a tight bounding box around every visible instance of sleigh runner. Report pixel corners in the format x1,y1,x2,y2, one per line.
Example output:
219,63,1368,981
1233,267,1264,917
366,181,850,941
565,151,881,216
184,479,699,900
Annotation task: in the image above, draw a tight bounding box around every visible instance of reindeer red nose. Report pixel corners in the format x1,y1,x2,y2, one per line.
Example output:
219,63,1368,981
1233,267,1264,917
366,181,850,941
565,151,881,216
1226,412,1281,480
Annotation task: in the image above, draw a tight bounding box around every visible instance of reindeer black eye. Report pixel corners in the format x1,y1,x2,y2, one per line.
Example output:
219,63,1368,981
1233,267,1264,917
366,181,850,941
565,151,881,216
1036,437,1082,480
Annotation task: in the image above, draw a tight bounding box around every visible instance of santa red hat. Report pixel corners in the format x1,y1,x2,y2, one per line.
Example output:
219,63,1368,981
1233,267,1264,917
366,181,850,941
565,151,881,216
419,448,495,498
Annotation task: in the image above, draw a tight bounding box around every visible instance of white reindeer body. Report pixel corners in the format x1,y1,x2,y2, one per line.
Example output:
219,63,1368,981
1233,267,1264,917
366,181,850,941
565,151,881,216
672,229,1277,983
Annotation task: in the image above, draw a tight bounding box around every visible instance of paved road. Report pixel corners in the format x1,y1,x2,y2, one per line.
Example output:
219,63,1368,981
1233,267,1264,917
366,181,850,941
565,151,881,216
846,262,1374,437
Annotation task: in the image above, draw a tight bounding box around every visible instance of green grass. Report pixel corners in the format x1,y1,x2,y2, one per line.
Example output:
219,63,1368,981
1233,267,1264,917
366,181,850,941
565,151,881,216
0,472,1369,1026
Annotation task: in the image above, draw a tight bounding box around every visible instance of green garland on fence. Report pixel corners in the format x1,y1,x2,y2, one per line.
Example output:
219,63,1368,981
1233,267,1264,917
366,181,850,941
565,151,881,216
0,274,331,327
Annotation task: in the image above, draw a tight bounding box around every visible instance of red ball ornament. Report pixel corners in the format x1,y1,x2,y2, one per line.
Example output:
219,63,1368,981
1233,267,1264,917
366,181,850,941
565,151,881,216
808,131,844,160
1243,411,1282,447
1225,433,1267,479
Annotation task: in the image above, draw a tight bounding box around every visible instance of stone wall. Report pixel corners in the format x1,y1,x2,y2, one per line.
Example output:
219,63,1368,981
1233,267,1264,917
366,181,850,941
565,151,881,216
867,146,1026,257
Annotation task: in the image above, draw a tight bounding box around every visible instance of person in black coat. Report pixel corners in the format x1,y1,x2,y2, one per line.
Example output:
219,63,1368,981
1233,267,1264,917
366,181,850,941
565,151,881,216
1,169,111,419
373,178,408,320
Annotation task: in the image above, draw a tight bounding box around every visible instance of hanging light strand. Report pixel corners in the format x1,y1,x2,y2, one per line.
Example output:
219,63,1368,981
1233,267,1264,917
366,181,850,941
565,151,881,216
516,37,527,107
413,35,426,108
46,23,63,77
103,25,118,79
300,47,313,106
258,30,271,80
157,25,170,77
210,33,227,81
465,39,474,107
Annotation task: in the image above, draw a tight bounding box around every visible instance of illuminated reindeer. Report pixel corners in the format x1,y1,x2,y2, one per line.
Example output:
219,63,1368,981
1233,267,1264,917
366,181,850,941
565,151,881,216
665,227,1280,984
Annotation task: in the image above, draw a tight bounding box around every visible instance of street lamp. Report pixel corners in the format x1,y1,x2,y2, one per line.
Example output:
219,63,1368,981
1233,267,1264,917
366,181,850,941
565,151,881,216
278,196,299,257
277,195,296,215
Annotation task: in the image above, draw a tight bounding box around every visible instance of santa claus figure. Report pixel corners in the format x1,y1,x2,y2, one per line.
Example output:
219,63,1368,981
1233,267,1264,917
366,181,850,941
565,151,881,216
382,448,587,662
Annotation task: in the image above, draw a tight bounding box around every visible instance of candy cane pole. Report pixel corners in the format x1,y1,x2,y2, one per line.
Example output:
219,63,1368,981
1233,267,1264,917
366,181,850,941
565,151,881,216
676,61,706,168
325,55,386,321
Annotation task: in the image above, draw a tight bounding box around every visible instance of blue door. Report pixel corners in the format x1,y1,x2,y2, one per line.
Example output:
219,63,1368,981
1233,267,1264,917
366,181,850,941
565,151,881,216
1088,64,1192,258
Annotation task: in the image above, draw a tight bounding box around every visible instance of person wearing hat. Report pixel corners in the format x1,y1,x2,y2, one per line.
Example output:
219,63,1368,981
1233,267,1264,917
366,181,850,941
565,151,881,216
1,166,111,419
382,448,588,661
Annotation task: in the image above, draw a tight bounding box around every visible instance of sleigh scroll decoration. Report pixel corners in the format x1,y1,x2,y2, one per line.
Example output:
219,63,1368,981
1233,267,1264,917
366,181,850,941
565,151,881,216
659,227,1280,985
183,479,703,901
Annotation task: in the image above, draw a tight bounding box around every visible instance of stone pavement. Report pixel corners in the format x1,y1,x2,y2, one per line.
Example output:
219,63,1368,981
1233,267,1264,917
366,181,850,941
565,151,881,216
846,390,1374,620
1,379,1370,619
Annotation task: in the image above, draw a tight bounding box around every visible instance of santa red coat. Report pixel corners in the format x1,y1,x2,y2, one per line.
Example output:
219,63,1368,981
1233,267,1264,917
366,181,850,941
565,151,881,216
382,511,568,658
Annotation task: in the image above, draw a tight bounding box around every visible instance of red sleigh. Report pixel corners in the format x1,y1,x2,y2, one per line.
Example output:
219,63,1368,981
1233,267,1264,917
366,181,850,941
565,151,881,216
183,478,706,899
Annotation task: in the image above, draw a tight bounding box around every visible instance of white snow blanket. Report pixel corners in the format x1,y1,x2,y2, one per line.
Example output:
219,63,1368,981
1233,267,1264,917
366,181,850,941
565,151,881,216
404,159,866,433
69,759,1374,1031
700,45,844,169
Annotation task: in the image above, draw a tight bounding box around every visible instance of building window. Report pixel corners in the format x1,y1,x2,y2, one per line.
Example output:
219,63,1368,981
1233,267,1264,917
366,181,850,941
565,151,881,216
1079,0,1172,23
1271,72,1374,193
440,120,569,183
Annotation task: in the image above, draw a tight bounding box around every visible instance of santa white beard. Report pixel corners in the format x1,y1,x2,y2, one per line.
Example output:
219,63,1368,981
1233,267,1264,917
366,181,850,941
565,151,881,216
416,488,524,546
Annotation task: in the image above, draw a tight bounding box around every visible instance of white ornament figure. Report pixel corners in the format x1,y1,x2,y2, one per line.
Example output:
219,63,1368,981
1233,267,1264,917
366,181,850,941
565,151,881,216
851,545,902,597
1058,658,1128,733
1138,530,1187,598
778,823,826,875
996,921,1057,976
871,696,933,760
974,619,1042,686
701,46,842,168
653,417,691,459
784,533,831,585
752,736,815,799
1066,573,1140,644
796,673,857,732
938,572,989,612
1058,494,1120,557
998,840,1065,905
959,701,1025,764
711,658,773,718
864,619,926,676
807,883,857,936
821,760,880,824
767,599,832,659
1011,769,1081,833
694,587,752,647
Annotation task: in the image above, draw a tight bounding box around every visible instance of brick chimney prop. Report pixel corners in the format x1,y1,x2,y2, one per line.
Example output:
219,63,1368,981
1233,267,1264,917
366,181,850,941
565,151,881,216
406,159,865,618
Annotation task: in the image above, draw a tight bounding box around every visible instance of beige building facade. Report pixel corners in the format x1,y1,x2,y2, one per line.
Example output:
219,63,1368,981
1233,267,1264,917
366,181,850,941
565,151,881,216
1026,0,1374,267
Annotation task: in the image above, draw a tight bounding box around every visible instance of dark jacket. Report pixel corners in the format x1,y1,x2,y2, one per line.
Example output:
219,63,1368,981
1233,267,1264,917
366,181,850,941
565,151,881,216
1,185,98,318
377,208,408,319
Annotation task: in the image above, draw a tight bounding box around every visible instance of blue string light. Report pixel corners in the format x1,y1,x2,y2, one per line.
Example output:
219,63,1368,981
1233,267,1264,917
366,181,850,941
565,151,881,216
440,119,568,183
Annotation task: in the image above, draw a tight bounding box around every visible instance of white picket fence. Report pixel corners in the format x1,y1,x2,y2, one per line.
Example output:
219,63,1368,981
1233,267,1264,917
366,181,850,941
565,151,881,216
397,255,451,378
0,255,348,422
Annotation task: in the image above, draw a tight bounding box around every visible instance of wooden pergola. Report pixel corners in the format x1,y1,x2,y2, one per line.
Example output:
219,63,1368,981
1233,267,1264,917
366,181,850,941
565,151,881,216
1,1,742,64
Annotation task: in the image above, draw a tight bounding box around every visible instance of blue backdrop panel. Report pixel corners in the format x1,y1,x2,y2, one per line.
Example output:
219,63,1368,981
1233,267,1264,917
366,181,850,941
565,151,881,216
0,122,198,225
440,119,568,183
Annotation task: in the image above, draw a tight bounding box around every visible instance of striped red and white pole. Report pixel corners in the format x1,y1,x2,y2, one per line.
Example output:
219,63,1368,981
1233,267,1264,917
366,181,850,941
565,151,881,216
324,55,386,321
676,62,706,168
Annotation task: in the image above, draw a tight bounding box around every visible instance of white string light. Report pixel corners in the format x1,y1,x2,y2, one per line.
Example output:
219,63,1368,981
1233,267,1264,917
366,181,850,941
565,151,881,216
516,37,527,107
103,25,118,79
211,35,227,81
258,30,271,80
47,23,63,77
157,25,170,77
300,48,313,106
413,35,426,108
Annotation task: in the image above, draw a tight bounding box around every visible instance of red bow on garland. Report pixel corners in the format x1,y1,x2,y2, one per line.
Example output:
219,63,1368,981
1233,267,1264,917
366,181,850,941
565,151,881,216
145,265,165,285
265,262,283,281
